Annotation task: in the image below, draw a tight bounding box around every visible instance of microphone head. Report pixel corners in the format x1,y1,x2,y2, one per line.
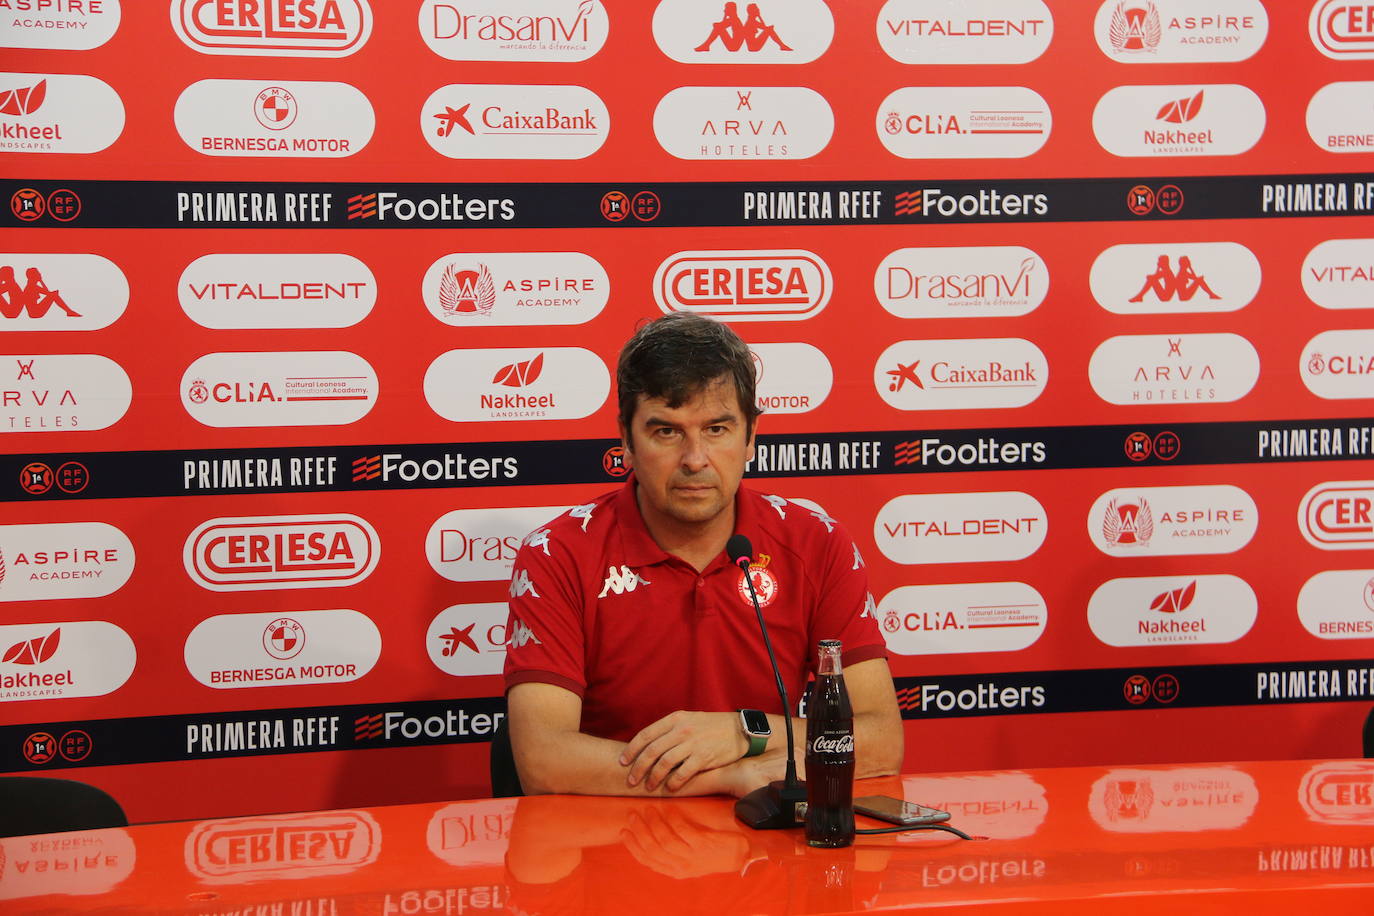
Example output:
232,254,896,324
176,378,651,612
726,533,753,569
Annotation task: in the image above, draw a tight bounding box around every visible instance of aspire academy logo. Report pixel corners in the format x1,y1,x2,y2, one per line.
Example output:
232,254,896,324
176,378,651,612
653,250,832,321
1088,485,1257,557
1096,1,1267,62
171,0,373,57
1,0,121,51
422,252,609,326
183,514,380,591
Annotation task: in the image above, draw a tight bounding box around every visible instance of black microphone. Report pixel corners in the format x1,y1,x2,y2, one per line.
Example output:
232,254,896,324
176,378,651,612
727,534,807,830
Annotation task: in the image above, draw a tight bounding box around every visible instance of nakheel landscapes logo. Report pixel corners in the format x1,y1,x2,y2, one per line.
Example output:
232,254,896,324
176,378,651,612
1,620,137,702
1093,84,1264,157
1087,574,1257,646
0,73,124,153
423,347,609,422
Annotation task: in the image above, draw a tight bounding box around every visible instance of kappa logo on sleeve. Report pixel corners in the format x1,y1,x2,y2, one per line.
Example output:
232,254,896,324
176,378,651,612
509,568,540,598
598,566,649,597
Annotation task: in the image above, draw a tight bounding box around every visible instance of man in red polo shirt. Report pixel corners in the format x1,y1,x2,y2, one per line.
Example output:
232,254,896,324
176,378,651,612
504,313,903,796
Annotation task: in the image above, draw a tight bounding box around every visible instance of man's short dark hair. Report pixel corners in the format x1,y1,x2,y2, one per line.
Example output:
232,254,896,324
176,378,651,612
617,313,762,437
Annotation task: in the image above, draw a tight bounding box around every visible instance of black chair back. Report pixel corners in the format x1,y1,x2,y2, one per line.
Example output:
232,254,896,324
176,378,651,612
0,776,127,837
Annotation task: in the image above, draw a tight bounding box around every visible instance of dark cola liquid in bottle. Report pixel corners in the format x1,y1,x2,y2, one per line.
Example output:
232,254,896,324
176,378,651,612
805,639,855,847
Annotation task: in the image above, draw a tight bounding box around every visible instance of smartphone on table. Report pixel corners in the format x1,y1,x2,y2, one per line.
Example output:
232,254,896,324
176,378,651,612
852,795,951,826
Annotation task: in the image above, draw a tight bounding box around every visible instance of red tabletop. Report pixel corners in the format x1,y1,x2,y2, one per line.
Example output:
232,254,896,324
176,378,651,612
3,758,1373,914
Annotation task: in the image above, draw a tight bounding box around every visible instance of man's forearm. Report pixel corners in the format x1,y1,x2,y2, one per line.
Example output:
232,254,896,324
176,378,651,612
516,728,766,797
765,710,904,780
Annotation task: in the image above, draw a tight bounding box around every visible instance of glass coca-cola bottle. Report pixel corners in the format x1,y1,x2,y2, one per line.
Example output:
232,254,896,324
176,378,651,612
805,639,855,847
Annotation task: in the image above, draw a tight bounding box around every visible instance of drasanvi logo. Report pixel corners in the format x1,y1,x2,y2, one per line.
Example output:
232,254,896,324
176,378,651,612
186,811,380,881
1,0,121,50
1298,761,1374,823
874,492,1047,565
874,338,1048,411
0,522,134,601
1088,767,1259,832
878,0,1053,64
1306,82,1374,153
424,347,609,422
875,246,1048,319
426,798,517,866
0,73,124,153
1093,84,1264,157
653,0,832,63
1090,243,1260,315
900,772,1048,840
421,84,609,159
421,252,609,326
0,255,128,331
654,250,831,322
1298,480,1374,550
654,86,833,160
1302,239,1374,310
879,582,1047,655
1088,484,1258,557
877,87,1051,159
1087,574,1257,646
185,609,380,689
1300,329,1374,400
1088,333,1260,405
1298,569,1374,639
179,254,377,329
427,603,511,677
171,0,373,57
174,80,374,158
184,514,380,591
180,351,378,428
420,0,608,61
750,343,832,414
1,354,132,433
426,505,571,582
0,620,136,702
1311,0,1374,59
1094,0,1267,62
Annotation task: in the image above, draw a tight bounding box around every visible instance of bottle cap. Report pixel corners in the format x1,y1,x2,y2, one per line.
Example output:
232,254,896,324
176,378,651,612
818,639,842,648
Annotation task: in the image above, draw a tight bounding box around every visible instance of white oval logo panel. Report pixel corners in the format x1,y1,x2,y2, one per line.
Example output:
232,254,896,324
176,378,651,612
421,84,608,159
421,252,609,326
171,0,373,57
876,246,1048,319
1090,243,1260,314
0,255,128,331
1307,82,1374,154
874,339,1048,411
1311,0,1374,59
1303,239,1374,310
652,0,832,63
419,0,608,61
879,582,1047,655
1298,481,1374,550
0,73,124,154
179,254,377,329
1093,84,1264,157
751,343,832,415
0,354,132,433
878,0,1053,64
424,347,609,422
1298,570,1374,639
1088,485,1258,557
181,351,378,428
877,87,1051,159
175,80,374,158
0,522,134,602
653,250,832,322
1301,330,1374,400
1088,575,1257,646
900,773,1048,840
875,492,1047,565
1089,767,1258,832
1094,0,1267,62
185,609,380,689
185,514,380,591
1,1,121,50
654,87,832,160
0,621,135,702
427,603,510,677
427,506,572,582
1088,333,1259,405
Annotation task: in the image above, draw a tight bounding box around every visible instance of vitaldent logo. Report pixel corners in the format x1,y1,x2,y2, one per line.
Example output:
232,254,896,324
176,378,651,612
427,603,510,677
653,86,833,160
420,0,608,61
426,505,570,582
422,84,608,159
653,0,832,63
1298,569,1374,638
1299,480,1374,549
2,354,132,433
1311,1,1374,59
181,351,378,428
1089,243,1260,315
184,514,380,591
0,620,136,702
1087,574,1258,646
874,491,1047,565
423,347,609,422
421,252,609,326
653,250,832,322
174,79,374,158
1302,239,1374,310
875,246,1047,319
877,86,1051,159
179,254,377,329
1093,84,1265,157
875,338,1048,411
1306,81,1374,153
171,0,373,57
750,343,832,414
1,0,121,50
1088,484,1258,557
1300,329,1374,400
878,0,1052,64
0,73,124,153
184,609,380,689
0,256,129,331
879,582,1047,656
1088,333,1260,405
1094,0,1267,62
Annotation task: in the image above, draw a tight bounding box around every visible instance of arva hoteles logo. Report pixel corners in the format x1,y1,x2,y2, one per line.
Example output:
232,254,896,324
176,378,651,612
653,0,833,63
0,255,129,331
420,0,609,61
2,354,132,433
0,73,125,153
653,250,832,322
1094,0,1268,62
877,0,1054,65
171,0,373,57
1087,574,1258,646
184,514,381,591
421,252,609,326
0,620,137,702
653,86,834,160
1,0,122,50
1088,333,1259,405
423,347,610,422
422,84,609,159
1093,83,1265,157
174,80,375,158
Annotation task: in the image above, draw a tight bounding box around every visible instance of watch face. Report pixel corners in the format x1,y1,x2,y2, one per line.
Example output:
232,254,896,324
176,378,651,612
741,709,770,735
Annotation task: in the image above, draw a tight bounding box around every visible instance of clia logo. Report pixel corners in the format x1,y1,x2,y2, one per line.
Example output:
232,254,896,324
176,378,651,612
171,0,374,57
1311,1,1374,59
180,351,378,428
878,582,1047,656
653,0,833,63
1300,330,1374,400
877,87,1051,159
1,256,130,331
877,0,1053,65
420,0,608,62
1096,1,1267,62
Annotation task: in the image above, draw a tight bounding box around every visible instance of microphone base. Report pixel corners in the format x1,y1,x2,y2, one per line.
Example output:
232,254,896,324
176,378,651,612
734,780,808,830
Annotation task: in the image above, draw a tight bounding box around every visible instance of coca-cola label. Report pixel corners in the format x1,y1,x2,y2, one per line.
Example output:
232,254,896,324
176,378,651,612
810,733,854,755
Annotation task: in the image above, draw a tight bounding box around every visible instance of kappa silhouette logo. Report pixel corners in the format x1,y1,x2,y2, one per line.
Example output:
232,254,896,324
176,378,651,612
3,628,60,665
599,565,650,597
1104,498,1154,546
695,2,792,52
1129,255,1220,302
1150,580,1196,613
0,79,46,116
509,568,539,598
440,263,496,316
569,503,596,530
1108,2,1161,52
507,616,541,649
0,266,82,320
492,352,544,387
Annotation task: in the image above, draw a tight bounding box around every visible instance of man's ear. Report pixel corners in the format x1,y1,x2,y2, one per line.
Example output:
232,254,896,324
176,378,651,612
745,420,757,464
618,421,634,471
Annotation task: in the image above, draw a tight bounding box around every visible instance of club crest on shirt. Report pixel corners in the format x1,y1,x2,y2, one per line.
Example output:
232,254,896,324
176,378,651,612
738,554,779,608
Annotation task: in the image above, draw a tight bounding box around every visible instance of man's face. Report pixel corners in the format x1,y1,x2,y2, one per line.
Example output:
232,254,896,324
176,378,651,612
621,376,756,534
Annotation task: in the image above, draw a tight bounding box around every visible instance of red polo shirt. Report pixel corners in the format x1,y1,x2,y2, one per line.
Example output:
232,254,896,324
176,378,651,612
504,478,886,742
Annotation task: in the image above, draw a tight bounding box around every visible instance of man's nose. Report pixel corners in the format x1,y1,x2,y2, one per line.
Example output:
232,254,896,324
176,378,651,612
680,434,710,472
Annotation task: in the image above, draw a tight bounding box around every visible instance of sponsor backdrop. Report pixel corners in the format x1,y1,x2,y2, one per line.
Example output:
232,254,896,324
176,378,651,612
0,0,1372,823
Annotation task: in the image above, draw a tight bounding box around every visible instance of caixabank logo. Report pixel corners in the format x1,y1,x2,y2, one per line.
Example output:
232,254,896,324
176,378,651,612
422,84,608,160
875,338,1048,411
421,252,608,326
0,255,129,331
420,0,608,61
175,80,375,158
1,0,121,50
877,0,1053,65
171,0,373,57
0,73,124,153
427,603,510,677
184,514,380,591
1094,0,1267,62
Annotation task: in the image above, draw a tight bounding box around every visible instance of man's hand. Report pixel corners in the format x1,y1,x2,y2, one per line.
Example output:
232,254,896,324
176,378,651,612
620,710,749,791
